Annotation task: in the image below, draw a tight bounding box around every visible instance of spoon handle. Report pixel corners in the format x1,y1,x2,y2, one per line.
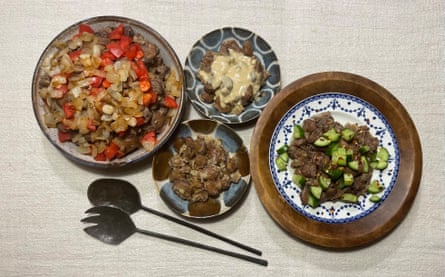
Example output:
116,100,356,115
135,227,268,266
141,205,262,256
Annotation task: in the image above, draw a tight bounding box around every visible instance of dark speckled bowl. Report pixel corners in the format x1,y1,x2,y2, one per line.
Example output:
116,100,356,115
184,27,281,125
152,119,251,219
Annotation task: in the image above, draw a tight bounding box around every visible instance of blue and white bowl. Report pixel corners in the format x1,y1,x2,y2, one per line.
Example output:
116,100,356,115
184,27,281,124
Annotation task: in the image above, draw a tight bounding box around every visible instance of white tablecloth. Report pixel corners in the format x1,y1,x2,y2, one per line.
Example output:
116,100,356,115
0,1,443,276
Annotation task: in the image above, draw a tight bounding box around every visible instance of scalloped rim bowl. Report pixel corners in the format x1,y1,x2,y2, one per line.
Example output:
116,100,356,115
32,16,185,168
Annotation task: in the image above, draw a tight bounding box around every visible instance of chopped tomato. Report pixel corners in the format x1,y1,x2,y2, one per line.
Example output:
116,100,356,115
62,102,76,119
139,80,151,92
102,79,111,88
69,50,82,61
79,24,94,34
108,23,124,40
58,130,71,142
87,118,97,132
135,117,145,126
104,142,120,160
119,35,132,52
163,95,178,109
90,76,103,88
106,42,124,58
124,44,139,60
142,91,157,106
94,152,107,161
141,131,158,151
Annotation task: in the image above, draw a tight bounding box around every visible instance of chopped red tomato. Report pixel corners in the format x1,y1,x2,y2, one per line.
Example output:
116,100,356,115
104,142,120,160
106,42,124,58
135,117,145,126
90,87,104,96
108,23,124,40
69,50,82,61
62,102,76,119
90,76,103,88
94,152,107,161
141,131,158,151
139,80,151,92
163,95,178,109
119,35,132,52
58,130,71,142
87,118,97,131
79,24,94,34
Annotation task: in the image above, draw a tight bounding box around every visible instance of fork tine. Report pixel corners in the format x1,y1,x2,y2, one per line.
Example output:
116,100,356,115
81,215,102,224
85,206,108,214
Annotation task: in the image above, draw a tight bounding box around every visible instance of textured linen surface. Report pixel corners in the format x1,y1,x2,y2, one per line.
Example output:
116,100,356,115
0,1,443,276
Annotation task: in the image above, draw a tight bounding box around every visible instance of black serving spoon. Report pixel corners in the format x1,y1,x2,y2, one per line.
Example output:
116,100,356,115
87,178,262,256
82,206,268,266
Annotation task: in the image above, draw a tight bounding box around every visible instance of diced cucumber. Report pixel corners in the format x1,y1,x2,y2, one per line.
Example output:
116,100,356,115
346,148,354,162
310,186,323,200
323,128,340,142
332,147,347,166
293,125,305,139
369,147,389,170
377,147,389,161
276,144,289,155
370,160,388,170
361,156,369,173
359,145,370,154
292,174,306,188
370,195,382,203
325,142,339,156
367,180,384,193
348,160,359,171
341,128,355,141
308,194,320,208
326,167,343,181
341,193,358,203
275,155,288,171
343,173,354,186
318,175,331,190
314,137,330,147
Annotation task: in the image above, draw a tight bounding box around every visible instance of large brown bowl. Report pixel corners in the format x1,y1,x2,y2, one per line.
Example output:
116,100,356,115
250,71,422,248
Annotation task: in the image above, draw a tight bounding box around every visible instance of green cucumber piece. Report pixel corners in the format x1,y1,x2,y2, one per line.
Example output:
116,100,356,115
293,125,305,139
361,156,369,173
377,147,389,161
325,142,339,156
341,193,358,203
276,144,289,155
343,173,354,186
308,194,320,208
367,180,384,193
318,175,331,190
370,195,382,203
348,160,359,171
292,174,306,188
314,137,330,147
275,156,288,171
323,128,340,142
310,186,323,200
341,128,355,141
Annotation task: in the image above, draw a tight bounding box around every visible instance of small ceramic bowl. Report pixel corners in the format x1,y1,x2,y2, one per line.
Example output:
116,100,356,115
32,16,185,168
152,119,251,219
184,27,281,125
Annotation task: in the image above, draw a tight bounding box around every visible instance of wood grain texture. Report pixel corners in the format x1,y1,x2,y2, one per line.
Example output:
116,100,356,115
250,71,422,249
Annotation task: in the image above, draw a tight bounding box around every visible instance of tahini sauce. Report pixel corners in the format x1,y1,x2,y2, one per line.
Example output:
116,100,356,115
198,49,262,114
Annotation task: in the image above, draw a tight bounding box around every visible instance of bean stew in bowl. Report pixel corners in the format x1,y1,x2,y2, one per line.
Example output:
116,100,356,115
32,16,185,168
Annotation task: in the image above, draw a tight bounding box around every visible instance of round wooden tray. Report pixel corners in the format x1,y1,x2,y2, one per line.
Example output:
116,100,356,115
250,71,422,249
